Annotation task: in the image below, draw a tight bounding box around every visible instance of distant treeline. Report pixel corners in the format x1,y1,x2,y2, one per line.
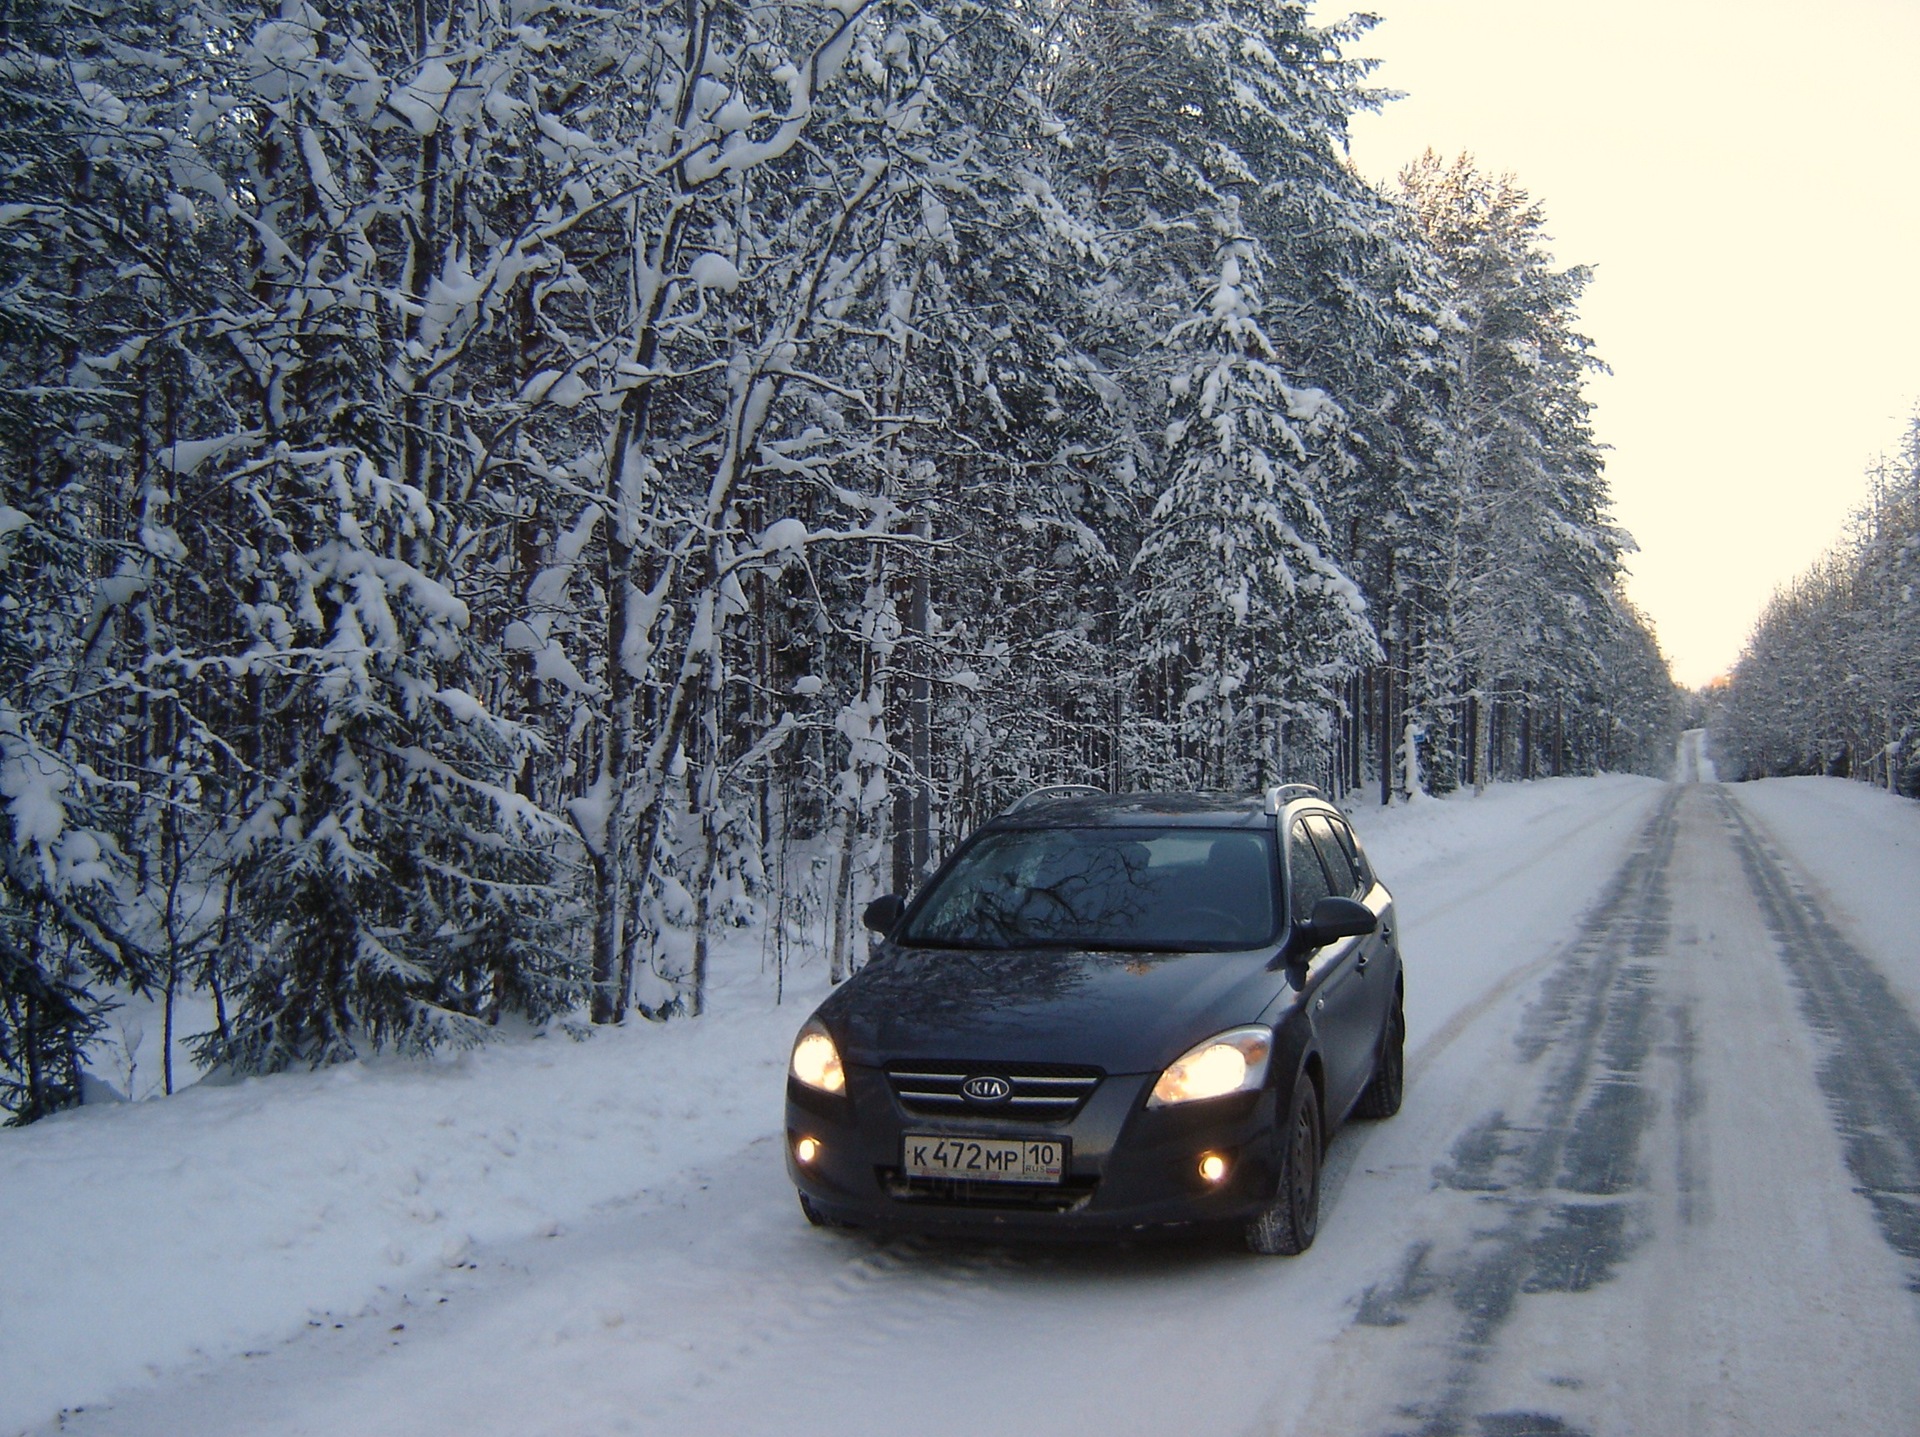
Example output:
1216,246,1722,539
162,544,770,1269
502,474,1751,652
0,0,1677,1123
1711,414,1920,795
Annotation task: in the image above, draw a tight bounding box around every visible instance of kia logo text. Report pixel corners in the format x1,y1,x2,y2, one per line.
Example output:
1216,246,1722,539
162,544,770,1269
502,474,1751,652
962,1075,1012,1102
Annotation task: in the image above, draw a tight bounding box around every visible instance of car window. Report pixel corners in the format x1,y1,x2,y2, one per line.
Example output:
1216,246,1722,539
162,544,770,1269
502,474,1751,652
1327,817,1373,890
901,825,1279,951
1288,819,1333,921
1305,815,1361,897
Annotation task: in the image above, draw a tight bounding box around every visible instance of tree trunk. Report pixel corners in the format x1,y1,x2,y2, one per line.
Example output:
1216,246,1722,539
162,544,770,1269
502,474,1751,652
1377,658,1393,807
1469,692,1486,793
689,804,717,1019
589,441,640,1025
829,807,861,984
891,518,932,894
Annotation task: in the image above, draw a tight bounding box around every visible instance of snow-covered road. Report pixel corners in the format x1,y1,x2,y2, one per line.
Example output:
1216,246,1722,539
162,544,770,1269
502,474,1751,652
1299,781,1920,1435
8,770,1920,1436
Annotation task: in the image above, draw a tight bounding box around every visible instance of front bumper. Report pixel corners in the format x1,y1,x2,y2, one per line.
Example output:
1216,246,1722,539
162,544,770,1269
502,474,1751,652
785,1063,1286,1237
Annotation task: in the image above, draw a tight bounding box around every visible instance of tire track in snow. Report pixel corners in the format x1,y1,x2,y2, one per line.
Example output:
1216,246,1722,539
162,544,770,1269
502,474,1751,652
1392,782,1664,1098
1403,784,1658,937
1336,787,1684,1437
1716,787,1920,1292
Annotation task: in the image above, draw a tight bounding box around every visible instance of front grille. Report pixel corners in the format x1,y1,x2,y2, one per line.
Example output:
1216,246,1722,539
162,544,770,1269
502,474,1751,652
886,1062,1103,1121
882,1172,1100,1213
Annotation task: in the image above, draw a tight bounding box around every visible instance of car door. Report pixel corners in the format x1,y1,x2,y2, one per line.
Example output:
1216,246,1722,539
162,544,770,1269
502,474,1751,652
1287,815,1373,1116
1324,814,1396,971
1307,813,1395,1071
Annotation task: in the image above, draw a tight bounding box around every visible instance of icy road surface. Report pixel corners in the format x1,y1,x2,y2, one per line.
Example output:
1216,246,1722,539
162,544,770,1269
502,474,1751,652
8,762,1920,1436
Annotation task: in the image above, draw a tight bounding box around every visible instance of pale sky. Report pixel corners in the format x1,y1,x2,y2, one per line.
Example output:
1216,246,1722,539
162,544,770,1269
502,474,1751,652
1313,0,1920,688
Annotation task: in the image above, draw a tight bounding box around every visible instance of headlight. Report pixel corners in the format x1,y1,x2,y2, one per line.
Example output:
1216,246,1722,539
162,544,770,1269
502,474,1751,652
789,1019,846,1095
1149,1026,1273,1107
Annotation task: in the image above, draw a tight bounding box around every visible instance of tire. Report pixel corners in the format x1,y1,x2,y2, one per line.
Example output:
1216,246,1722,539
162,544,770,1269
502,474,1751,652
1245,1077,1322,1256
1353,997,1405,1120
798,1193,832,1228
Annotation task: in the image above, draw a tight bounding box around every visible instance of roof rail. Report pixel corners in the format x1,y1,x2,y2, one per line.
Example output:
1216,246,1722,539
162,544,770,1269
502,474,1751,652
1263,783,1324,815
1003,783,1105,814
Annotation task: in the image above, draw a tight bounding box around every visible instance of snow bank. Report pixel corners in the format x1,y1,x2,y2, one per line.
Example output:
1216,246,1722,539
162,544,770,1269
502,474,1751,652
1731,776,1920,1017
0,942,829,1435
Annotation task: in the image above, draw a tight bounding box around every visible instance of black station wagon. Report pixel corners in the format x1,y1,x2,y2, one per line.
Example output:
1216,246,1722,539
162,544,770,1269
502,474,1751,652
784,785,1405,1254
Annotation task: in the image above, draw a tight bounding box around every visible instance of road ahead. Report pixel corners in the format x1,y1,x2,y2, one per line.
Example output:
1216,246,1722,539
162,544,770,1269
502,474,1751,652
29,773,1920,1437
1297,779,1920,1436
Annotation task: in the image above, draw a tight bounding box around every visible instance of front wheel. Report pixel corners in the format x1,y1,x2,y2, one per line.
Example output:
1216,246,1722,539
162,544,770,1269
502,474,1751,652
1354,998,1405,1120
1245,1078,1322,1255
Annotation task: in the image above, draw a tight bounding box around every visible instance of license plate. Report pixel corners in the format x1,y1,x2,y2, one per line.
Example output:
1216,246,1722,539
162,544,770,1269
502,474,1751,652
902,1135,1066,1184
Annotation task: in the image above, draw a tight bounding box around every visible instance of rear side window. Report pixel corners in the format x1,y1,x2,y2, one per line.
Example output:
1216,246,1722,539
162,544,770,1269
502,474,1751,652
1305,815,1361,897
1326,817,1373,891
1288,819,1333,921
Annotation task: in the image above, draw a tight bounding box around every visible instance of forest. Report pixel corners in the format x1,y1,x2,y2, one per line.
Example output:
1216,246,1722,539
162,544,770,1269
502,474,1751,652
0,0,1681,1123
1710,413,1920,797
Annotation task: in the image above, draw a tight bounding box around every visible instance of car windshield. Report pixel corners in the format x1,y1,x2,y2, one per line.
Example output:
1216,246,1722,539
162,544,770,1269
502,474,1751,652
899,825,1279,951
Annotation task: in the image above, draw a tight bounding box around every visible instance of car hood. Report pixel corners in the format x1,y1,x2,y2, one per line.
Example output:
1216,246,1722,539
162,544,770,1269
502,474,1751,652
820,943,1288,1073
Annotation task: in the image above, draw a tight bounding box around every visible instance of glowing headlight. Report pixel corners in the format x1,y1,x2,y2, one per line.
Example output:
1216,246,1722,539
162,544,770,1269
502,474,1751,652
789,1020,846,1095
1149,1026,1273,1107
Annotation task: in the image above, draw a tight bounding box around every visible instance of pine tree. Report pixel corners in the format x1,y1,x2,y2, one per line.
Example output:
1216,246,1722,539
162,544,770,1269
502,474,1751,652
1715,412,1920,795
1398,152,1641,784
1131,238,1376,786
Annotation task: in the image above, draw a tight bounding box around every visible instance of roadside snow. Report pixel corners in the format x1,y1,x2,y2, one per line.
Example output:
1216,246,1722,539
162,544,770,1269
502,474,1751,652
0,948,823,1435
1731,776,1920,1016
1355,773,1664,1054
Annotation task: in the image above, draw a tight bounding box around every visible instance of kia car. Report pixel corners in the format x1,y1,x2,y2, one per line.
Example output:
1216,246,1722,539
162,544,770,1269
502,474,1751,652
783,784,1404,1254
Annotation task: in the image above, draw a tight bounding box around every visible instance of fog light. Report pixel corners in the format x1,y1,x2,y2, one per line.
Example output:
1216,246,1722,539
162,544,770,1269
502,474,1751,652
794,1136,821,1165
1198,1152,1229,1184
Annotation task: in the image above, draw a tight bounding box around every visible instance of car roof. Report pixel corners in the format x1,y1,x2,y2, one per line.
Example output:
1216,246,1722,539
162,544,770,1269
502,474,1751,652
986,791,1313,831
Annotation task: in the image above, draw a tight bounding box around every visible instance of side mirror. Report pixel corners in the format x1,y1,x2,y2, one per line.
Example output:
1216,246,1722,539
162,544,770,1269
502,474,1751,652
862,893,906,935
1297,896,1378,947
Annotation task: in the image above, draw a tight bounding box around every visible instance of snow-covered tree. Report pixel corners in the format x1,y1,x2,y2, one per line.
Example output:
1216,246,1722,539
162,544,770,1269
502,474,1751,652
1715,414,1920,794
1397,152,1657,788
0,0,168,1117
1131,239,1375,786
